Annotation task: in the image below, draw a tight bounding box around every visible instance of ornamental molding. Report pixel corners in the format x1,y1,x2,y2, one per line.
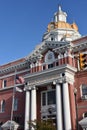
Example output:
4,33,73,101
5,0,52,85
26,41,70,62
72,40,87,52
54,39,87,54
53,42,72,53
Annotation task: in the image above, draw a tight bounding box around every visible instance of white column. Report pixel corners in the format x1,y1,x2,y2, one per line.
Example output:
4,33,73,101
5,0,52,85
63,82,71,130
31,87,37,121
56,83,63,130
24,91,30,130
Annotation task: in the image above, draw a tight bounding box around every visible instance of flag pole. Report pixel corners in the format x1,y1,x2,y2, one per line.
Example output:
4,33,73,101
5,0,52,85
10,71,24,129
10,71,16,130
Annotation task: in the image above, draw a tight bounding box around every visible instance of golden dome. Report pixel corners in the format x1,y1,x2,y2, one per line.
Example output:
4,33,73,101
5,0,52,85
55,21,72,29
47,21,78,32
71,22,78,31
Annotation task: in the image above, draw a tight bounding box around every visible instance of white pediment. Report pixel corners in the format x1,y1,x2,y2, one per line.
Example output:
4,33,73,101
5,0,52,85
26,41,69,61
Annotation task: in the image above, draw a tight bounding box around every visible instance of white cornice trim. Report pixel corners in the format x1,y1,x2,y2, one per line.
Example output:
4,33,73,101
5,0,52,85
0,68,30,79
0,60,30,75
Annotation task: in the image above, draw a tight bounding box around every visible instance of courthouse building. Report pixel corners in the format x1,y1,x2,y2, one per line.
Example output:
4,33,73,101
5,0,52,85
0,6,87,130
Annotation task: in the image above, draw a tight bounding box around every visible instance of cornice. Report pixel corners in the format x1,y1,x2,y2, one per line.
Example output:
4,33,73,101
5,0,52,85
53,42,72,53
0,60,30,75
53,38,87,53
24,64,77,88
0,68,30,79
72,40,87,52
0,83,24,92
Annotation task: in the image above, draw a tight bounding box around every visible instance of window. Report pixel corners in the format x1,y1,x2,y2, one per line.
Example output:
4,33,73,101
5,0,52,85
81,84,87,99
14,98,18,111
56,61,59,66
3,80,7,88
83,112,87,118
1,100,5,112
42,92,46,106
81,84,87,95
48,63,53,69
43,65,46,70
51,37,54,41
41,90,56,125
84,112,87,117
41,90,56,106
47,91,56,105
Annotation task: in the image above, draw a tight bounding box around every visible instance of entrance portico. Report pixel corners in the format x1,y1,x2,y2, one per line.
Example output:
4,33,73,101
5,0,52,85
24,64,76,130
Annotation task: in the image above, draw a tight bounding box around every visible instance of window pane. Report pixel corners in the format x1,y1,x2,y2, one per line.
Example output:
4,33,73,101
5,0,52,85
82,85,87,95
1,100,5,112
43,65,46,70
47,91,56,105
48,64,53,69
3,80,7,87
42,93,46,106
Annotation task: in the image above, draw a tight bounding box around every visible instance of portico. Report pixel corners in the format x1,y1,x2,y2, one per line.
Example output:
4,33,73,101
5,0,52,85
24,64,77,130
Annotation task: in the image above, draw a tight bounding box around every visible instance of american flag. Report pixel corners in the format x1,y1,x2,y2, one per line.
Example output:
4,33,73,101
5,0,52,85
16,75,25,84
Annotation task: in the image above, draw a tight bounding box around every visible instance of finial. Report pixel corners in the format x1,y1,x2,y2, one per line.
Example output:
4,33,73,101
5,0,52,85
59,5,62,12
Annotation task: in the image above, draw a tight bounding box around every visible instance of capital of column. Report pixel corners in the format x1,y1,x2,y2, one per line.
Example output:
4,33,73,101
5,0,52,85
53,77,66,85
32,85,36,90
24,81,36,91
53,73,74,85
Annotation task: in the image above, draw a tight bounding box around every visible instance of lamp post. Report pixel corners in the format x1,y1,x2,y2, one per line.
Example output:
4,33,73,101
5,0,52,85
74,88,79,130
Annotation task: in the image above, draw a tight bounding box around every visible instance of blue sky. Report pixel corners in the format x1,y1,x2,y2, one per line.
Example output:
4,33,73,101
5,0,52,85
0,0,87,65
